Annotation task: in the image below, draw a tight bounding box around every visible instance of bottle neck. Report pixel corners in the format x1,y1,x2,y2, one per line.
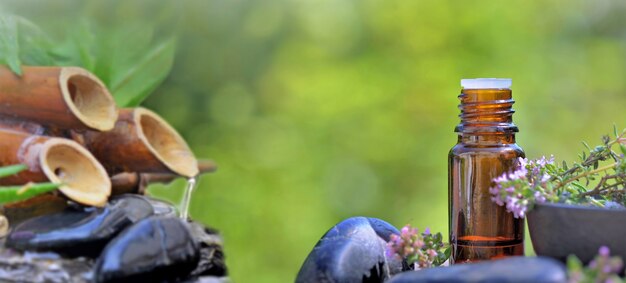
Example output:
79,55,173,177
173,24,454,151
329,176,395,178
455,88,518,145
458,133,516,145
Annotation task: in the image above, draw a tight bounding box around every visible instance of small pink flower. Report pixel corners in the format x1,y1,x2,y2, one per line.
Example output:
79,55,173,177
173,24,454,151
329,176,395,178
599,246,610,257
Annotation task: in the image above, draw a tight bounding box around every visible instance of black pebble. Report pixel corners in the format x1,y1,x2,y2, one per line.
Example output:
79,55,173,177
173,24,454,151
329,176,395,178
6,194,154,257
94,216,200,283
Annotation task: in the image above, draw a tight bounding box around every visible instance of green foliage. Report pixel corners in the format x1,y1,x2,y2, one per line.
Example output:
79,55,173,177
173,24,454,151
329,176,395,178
0,164,59,205
110,38,176,107
0,182,60,205
0,164,27,178
0,12,176,107
567,247,624,283
0,15,22,74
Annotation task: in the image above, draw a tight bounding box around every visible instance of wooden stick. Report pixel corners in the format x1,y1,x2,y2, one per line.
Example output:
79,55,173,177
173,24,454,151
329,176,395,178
110,160,217,194
0,66,118,131
83,108,199,177
0,129,111,207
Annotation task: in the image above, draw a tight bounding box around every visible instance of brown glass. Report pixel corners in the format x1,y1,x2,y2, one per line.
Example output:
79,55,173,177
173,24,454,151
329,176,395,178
448,88,525,264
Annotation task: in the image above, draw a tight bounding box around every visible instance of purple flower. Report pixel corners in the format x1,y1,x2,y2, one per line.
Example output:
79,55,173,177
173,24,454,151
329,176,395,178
401,226,410,236
599,246,610,257
385,224,447,270
490,156,556,218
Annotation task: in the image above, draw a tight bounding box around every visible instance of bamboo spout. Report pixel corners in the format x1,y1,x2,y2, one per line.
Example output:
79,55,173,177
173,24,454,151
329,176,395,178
83,108,198,178
0,66,118,131
110,160,217,195
0,130,111,207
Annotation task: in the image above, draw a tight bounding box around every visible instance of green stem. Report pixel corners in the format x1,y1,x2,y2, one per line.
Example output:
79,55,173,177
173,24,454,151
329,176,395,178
588,198,604,207
554,162,617,190
0,182,59,205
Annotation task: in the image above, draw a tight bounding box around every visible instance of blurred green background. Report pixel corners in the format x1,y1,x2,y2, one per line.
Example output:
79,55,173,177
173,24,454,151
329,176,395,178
3,0,626,281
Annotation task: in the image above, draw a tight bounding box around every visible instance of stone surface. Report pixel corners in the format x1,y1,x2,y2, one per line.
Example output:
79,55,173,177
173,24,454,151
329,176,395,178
387,257,567,283
0,248,93,283
295,217,405,283
94,216,200,283
0,193,228,282
188,222,228,278
0,219,228,283
144,196,178,218
6,194,154,257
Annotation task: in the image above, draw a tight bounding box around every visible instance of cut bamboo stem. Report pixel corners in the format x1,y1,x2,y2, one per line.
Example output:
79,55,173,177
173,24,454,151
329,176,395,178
110,159,217,194
0,129,111,206
83,107,199,178
0,66,118,131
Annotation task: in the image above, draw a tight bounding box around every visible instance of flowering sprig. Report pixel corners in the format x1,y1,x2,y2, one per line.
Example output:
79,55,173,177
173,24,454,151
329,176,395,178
568,246,624,283
489,156,559,218
490,127,626,218
385,225,450,270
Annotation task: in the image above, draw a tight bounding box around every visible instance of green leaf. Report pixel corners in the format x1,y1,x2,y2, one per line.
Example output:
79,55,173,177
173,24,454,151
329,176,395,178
582,141,591,151
567,254,583,271
109,24,155,74
443,247,451,262
0,15,22,75
571,182,587,193
15,16,54,66
0,164,27,178
70,22,96,70
620,144,626,156
0,182,59,205
433,232,442,242
110,37,176,107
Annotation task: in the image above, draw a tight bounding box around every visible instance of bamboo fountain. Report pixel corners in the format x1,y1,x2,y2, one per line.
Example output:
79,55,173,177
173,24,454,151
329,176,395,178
0,66,226,282
0,64,220,224
0,66,212,205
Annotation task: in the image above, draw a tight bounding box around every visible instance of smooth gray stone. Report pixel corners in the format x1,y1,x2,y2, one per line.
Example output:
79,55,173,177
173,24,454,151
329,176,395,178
296,217,405,283
387,257,566,283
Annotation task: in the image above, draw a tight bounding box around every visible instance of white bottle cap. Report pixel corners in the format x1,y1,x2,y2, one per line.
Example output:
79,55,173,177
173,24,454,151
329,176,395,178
461,78,512,89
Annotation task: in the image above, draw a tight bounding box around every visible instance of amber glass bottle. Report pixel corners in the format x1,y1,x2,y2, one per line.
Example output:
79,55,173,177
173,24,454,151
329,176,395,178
448,78,525,264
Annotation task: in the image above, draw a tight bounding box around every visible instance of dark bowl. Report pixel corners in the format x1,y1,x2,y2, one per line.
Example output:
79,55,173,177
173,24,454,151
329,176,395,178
527,202,626,263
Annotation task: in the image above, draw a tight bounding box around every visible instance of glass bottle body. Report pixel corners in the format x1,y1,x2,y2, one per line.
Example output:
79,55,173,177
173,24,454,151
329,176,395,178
448,86,525,264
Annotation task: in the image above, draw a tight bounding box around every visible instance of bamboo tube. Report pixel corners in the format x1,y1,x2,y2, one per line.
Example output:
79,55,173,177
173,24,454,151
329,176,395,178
110,159,217,194
83,107,199,178
0,66,118,131
0,119,46,135
0,130,111,207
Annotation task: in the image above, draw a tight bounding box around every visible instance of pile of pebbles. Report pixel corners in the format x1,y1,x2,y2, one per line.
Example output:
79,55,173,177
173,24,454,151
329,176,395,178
0,194,227,283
